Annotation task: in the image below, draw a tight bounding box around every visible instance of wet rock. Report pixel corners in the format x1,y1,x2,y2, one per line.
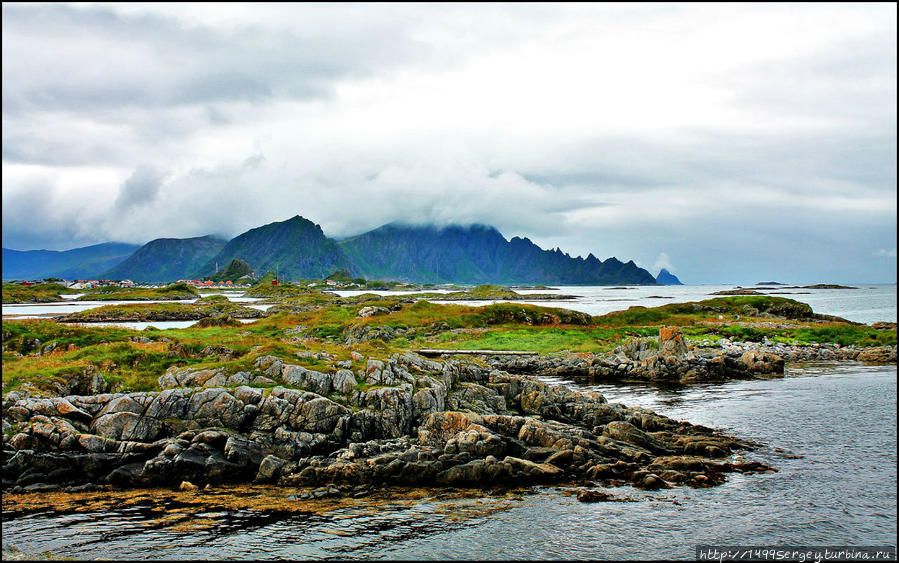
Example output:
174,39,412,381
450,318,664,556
602,421,670,454
634,472,668,490
256,454,286,482
3,351,771,493
577,489,615,502
23,483,59,492
856,346,897,363
738,351,785,377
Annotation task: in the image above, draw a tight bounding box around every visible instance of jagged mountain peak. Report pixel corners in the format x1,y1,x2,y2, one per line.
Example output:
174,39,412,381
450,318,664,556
194,214,352,280
23,215,667,285
339,221,658,285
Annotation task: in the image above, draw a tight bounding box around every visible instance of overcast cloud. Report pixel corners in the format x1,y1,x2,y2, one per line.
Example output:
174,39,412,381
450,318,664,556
2,2,895,284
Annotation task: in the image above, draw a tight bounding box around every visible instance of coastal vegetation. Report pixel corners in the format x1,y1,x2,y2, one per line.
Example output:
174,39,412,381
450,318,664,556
2,294,893,397
2,283,78,304
57,295,264,323
75,283,199,301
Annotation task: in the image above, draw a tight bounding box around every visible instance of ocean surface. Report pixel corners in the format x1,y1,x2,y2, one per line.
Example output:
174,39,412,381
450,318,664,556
5,285,895,327
1,291,269,330
3,362,895,560
421,284,898,325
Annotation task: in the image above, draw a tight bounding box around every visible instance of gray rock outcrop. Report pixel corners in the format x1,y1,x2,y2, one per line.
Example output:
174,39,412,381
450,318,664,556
2,352,772,493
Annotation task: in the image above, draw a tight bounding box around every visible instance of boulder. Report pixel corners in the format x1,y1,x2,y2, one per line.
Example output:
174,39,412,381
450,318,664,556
331,370,357,394
856,346,897,363
282,365,332,396
739,351,785,376
659,326,688,356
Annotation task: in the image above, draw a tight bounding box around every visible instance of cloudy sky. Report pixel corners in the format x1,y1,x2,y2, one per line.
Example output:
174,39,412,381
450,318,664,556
2,3,896,284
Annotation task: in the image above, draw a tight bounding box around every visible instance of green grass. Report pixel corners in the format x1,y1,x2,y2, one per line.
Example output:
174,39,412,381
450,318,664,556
419,326,658,354
77,283,199,301
594,296,816,327
244,283,324,298
60,296,262,321
2,295,894,396
2,339,189,394
2,283,78,303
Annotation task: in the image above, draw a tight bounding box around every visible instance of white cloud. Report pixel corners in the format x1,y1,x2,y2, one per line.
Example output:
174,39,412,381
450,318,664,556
653,253,676,274
1,3,896,283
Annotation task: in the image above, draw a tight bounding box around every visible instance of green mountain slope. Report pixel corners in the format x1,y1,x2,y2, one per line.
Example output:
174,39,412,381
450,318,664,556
194,216,354,281
102,235,228,282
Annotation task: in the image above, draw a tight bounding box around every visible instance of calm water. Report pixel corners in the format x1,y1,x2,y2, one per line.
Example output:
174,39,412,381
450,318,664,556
429,284,898,324
3,363,896,560
4,285,895,327
1,292,267,322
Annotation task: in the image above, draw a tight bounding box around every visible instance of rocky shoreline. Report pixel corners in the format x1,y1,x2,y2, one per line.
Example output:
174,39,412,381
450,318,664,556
3,328,894,498
482,328,897,383
3,347,776,496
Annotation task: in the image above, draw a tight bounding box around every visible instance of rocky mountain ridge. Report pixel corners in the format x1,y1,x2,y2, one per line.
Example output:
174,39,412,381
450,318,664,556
4,216,663,285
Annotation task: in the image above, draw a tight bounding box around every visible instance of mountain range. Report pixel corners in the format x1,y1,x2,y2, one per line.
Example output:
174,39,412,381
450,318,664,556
1,242,141,281
339,222,657,285
2,215,666,285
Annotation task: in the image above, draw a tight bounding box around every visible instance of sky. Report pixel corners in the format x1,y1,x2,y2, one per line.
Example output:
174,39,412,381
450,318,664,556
2,3,896,284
